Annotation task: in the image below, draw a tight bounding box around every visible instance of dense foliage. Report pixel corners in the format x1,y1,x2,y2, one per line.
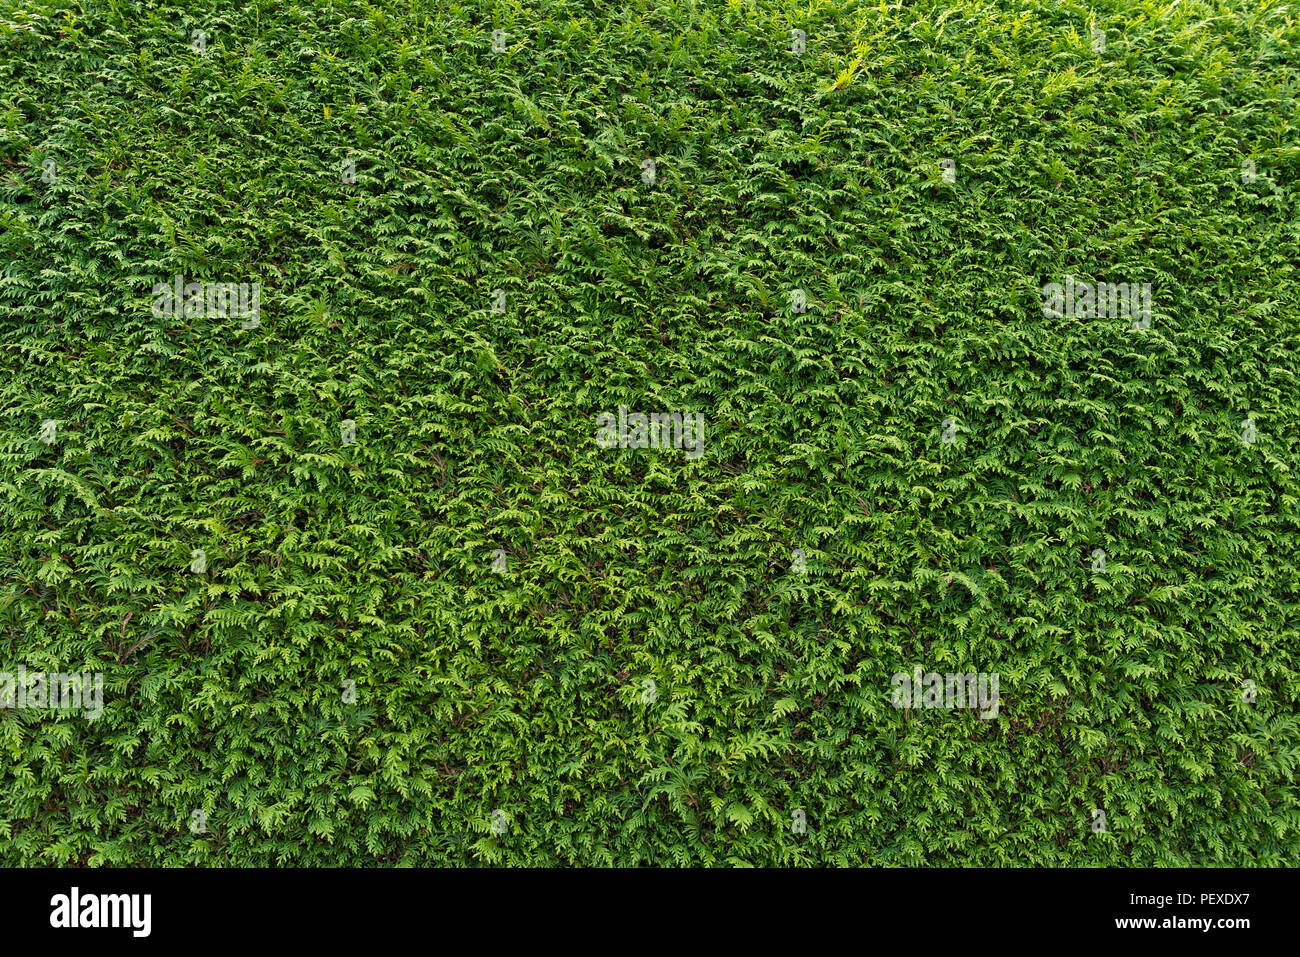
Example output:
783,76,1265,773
1,0,1298,866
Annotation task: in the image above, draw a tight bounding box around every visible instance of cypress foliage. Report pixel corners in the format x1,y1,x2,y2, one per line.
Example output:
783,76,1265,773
0,0,1297,865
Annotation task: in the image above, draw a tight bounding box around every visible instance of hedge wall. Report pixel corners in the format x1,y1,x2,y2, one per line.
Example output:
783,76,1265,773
1,0,1297,865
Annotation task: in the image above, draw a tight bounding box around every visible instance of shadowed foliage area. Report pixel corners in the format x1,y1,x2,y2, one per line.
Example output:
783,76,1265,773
1,0,1297,865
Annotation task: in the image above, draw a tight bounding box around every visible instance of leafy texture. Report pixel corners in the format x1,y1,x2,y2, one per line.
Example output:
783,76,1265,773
1,0,1298,865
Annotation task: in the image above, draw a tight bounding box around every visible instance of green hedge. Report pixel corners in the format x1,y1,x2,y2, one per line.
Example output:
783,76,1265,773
1,0,1297,865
